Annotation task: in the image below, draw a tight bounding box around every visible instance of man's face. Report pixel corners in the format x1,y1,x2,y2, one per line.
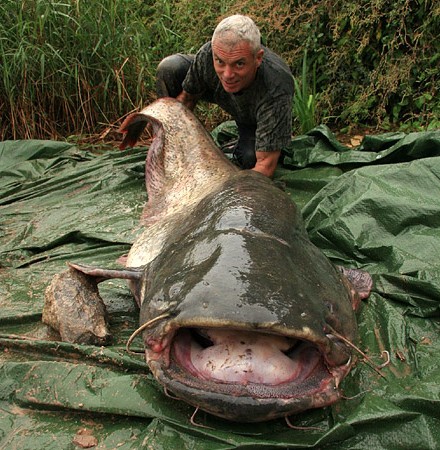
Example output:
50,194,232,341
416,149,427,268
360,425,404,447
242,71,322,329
212,38,264,94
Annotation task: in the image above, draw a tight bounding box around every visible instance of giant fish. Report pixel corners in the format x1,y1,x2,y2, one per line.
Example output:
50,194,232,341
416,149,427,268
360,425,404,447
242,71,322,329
43,98,372,423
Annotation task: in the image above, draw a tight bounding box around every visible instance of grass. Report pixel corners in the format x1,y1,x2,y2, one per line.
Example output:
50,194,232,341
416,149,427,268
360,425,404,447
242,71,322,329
292,50,317,134
0,0,437,140
0,0,161,140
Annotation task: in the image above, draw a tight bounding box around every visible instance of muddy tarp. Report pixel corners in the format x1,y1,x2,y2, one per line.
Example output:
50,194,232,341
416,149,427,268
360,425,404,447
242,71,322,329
1,127,439,449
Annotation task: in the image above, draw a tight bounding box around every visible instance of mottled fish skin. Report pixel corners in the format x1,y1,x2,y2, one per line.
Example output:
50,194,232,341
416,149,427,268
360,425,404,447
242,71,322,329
116,98,371,421
46,98,372,422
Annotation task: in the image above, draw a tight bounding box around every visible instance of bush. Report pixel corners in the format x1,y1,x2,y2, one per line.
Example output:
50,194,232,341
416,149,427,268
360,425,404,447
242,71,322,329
0,0,438,140
0,0,158,139
168,0,440,129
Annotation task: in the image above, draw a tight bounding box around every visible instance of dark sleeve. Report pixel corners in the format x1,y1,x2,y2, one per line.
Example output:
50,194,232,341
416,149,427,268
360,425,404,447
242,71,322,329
182,43,212,96
256,95,293,151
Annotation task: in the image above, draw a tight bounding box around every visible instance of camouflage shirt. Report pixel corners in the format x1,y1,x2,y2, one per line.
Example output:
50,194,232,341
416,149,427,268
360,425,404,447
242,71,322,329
182,42,294,152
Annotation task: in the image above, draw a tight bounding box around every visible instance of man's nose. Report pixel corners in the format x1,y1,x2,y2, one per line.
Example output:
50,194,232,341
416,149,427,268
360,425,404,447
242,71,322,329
223,65,234,79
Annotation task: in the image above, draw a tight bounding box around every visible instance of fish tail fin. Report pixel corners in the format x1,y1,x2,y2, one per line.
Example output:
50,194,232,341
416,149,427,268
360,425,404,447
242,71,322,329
119,113,149,150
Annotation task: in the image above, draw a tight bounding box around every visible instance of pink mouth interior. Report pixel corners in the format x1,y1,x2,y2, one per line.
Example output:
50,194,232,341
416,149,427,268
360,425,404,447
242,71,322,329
172,328,323,386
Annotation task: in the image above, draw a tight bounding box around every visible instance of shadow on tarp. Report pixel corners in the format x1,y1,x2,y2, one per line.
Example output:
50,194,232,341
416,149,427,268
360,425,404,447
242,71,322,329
0,128,439,449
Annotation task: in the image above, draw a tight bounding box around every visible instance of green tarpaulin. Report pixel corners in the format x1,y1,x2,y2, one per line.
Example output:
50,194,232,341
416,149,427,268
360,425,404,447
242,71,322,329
1,126,439,449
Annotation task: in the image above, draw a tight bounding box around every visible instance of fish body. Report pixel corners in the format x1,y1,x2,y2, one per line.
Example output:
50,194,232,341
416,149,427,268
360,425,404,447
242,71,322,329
47,98,372,422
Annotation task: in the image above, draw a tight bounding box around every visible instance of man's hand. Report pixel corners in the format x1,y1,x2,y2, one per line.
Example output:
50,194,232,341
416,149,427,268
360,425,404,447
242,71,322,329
252,151,280,178
176,90,200,111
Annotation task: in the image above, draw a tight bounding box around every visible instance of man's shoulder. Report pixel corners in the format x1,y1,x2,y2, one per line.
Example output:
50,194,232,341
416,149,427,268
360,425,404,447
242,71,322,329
260,47,293,95
195,42,213,61
262,46,291,70
191,42,216,76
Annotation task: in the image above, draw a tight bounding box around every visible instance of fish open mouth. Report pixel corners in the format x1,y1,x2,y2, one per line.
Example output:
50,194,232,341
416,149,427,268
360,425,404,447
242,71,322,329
173,328,326,388
146,327,350,422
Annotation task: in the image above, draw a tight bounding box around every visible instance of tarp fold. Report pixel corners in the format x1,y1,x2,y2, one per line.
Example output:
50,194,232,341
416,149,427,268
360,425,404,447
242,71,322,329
1,129,439,448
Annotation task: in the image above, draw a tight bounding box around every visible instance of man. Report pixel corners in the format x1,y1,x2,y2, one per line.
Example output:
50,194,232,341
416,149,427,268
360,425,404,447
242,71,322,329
156,15,294,178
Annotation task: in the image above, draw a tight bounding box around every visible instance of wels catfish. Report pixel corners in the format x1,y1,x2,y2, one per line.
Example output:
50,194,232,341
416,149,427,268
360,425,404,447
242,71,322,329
44,98,372,422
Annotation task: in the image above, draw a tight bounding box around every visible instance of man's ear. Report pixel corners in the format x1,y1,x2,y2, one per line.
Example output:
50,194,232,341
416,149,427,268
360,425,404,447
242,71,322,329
256,48,264,67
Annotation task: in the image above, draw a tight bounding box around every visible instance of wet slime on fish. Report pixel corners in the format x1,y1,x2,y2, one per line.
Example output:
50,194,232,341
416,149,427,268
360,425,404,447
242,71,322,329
43,98,372,422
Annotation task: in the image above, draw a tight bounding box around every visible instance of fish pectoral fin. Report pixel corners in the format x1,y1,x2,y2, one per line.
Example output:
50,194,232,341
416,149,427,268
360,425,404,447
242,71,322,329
68,262,143,282
119,113,149,149
337,266,373,302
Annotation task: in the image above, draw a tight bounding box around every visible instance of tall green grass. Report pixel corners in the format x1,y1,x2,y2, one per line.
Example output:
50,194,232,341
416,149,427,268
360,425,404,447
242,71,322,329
0,0,178,140
1,0,438,140
292,50,317,134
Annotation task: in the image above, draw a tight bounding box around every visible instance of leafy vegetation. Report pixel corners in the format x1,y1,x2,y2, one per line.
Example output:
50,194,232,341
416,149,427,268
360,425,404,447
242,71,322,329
292,50,317,133
0,0,164,139
0,0,438,140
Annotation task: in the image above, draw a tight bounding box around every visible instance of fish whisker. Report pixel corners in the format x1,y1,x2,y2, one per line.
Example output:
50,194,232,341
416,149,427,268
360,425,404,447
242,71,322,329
190,406,213,429
340,389,371,400
377,350,390,369
163,387,181,400
125,313,170,355
326,327,387,379
284,415,324,431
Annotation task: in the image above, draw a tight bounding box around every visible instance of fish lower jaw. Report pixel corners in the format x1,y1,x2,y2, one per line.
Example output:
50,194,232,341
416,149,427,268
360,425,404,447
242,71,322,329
145,327,351,422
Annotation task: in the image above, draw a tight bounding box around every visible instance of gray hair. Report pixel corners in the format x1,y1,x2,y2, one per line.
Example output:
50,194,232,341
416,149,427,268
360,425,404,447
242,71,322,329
212,15,262,54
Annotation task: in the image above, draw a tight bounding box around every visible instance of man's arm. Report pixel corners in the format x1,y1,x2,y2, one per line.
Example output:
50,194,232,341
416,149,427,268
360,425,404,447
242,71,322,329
252,150,281,178
176,90,200,111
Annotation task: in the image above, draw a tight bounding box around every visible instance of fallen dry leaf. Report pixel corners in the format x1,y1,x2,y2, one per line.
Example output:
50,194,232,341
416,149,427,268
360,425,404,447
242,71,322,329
350,135,363,147
72,428,98,448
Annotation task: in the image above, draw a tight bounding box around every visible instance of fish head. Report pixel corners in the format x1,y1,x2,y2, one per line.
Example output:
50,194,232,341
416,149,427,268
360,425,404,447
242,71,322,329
117,98,371,422
134,172,362,422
